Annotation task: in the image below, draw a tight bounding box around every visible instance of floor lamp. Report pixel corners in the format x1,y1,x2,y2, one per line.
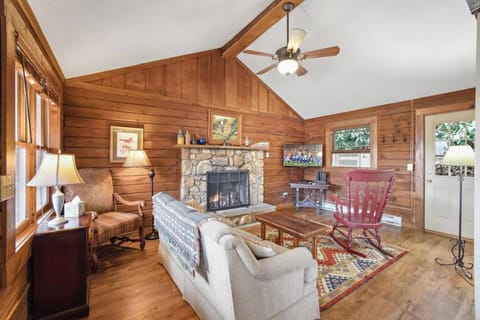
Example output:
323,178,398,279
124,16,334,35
27,151,84,227
435,145,475,280
123,150,158,240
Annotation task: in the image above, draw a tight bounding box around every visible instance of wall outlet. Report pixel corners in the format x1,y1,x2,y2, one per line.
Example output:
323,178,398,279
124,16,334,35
407,163,413,171
282,192,289,198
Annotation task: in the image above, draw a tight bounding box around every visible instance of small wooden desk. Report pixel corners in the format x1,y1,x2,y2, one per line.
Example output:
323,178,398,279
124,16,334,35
255,211,328,259
290,182,329,213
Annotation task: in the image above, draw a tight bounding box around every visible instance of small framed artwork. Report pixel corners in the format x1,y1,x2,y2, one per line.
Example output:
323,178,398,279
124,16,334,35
208,110,242,145
110,126,144,162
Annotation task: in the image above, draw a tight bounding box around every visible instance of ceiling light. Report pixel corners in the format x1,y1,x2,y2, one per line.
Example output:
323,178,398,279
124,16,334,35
277,58,299,75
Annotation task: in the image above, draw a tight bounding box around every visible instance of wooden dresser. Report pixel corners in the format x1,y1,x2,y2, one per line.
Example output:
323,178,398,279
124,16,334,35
32,215,91,319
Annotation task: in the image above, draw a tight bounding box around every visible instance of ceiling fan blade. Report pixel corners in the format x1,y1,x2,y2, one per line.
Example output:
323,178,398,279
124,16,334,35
296,64,308,76
302,46,340,59
243,50,274,58
287,28,306,52
256,64,277,75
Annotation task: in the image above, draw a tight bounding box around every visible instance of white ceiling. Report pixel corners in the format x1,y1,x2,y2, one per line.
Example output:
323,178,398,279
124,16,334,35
29,0,476,119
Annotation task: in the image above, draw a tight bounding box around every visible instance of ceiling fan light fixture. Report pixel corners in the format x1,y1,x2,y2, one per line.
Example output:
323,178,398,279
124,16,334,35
277,58,299,75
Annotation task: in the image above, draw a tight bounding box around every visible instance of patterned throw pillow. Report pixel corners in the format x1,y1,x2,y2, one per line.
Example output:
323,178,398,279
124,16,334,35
238,232,276,259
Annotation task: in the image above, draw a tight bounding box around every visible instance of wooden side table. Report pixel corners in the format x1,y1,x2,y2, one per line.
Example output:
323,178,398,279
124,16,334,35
32,215,91,320
289,182,329,213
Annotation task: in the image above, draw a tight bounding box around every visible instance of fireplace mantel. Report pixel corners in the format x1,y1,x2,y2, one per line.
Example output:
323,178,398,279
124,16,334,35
174,144,268,151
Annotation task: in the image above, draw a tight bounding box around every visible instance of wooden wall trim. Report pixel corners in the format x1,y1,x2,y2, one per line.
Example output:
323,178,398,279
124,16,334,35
67,49,219,83
11,0,64,82
414,113,425,230
415,101,474,115
221,0,304,59
323,116,377,168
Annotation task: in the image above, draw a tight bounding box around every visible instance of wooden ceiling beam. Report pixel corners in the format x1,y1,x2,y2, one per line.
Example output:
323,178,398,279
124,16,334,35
221,0,304,59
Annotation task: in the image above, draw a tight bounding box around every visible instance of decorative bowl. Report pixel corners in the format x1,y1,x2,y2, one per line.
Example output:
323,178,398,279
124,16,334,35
198,138,207,145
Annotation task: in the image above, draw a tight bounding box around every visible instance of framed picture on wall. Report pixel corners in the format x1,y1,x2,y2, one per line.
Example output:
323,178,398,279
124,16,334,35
208,110,242,145
110,126,144,162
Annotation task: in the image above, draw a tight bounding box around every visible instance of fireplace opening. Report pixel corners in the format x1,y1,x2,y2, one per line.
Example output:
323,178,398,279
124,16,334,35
207,170,250,211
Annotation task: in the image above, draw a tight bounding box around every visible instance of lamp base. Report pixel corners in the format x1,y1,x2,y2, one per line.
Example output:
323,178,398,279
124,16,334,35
435,239,473,280
145,229,159,240
48,216,69,227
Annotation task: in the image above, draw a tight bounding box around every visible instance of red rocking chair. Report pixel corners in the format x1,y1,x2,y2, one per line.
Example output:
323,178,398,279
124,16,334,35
330,169,395,258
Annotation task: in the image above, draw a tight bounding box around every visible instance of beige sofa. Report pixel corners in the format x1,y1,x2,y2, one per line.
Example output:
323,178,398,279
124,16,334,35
153,192,320,320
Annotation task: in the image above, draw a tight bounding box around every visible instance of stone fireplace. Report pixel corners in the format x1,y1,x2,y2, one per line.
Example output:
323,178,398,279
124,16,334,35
180,146,266,214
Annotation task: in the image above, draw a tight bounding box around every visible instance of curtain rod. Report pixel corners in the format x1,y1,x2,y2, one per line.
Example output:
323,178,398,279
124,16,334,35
14,32,59,105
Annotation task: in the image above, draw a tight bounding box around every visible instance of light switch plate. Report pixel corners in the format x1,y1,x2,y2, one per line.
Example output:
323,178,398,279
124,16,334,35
0,175,15,202
407,163,413,172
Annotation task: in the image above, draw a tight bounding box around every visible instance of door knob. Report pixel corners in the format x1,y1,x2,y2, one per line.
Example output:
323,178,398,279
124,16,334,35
427,179,433,183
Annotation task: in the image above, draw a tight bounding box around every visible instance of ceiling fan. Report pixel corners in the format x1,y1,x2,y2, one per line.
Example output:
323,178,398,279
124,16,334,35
243,2,340,76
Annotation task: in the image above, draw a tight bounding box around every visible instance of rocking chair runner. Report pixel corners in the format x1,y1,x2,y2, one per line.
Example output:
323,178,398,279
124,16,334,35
330,169,395,258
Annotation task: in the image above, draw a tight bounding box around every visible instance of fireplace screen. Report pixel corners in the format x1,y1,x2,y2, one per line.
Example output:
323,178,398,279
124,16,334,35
207,170,250,211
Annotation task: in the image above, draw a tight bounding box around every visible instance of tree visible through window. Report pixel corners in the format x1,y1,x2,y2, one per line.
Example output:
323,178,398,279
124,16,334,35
332,126,371,167
435,120,475,177
333,127,370,152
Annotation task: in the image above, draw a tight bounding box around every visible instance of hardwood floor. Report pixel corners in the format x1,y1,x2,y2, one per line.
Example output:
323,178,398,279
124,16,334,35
85,209,474,320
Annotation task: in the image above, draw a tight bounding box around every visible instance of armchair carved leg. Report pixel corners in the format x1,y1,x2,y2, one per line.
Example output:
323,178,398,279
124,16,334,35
139,225,145,250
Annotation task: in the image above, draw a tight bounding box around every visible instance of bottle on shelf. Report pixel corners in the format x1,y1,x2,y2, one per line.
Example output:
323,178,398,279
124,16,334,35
185,130,191,145
244,136,249,146
177,129,185,145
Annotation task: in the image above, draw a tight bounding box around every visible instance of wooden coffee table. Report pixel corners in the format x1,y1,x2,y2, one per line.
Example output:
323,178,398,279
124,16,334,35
255,211,328,259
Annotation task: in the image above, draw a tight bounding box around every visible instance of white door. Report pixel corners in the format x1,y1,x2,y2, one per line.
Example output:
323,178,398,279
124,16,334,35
425,110,475,239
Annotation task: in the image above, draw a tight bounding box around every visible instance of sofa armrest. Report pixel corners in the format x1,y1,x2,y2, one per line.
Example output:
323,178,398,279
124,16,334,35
253,247,316,280
217,232,316,281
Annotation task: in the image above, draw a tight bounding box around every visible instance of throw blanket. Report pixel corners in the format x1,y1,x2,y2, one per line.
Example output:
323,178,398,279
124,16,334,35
153,193,210,275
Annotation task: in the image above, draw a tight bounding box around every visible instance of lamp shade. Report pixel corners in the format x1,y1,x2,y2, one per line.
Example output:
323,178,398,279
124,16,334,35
27,153,84,187
287,28,306,52
441,145,475,166
123,150,151,168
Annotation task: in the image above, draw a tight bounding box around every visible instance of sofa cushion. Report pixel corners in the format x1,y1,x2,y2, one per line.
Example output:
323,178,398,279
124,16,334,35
236,231,276,258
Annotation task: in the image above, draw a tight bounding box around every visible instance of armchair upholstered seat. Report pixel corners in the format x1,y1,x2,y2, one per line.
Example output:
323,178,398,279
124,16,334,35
64,168,146,270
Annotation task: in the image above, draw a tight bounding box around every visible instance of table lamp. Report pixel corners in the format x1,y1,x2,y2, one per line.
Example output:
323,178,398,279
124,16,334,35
27,151,84,226
123,150,158,240
435,145,475,280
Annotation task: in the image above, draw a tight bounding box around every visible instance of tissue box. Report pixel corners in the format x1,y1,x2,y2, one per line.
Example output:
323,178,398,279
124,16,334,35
64,200,85,217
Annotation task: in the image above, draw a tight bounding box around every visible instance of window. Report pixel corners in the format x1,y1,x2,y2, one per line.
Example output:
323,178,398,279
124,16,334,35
332,126,371,168
435,120,475,177
14,61,56,229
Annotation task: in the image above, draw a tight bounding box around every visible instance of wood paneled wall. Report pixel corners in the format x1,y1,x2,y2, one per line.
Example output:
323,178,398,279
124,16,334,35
63,50,304,225
304,88,475,228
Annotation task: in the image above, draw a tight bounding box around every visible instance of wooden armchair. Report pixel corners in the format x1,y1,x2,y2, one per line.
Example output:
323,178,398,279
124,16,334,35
330,169,395,257
64,168,145,270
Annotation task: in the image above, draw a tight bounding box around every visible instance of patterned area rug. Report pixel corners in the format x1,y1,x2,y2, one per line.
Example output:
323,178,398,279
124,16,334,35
267,225,409,311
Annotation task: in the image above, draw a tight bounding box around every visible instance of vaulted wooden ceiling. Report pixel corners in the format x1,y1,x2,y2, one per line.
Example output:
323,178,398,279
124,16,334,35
28,0,476,119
